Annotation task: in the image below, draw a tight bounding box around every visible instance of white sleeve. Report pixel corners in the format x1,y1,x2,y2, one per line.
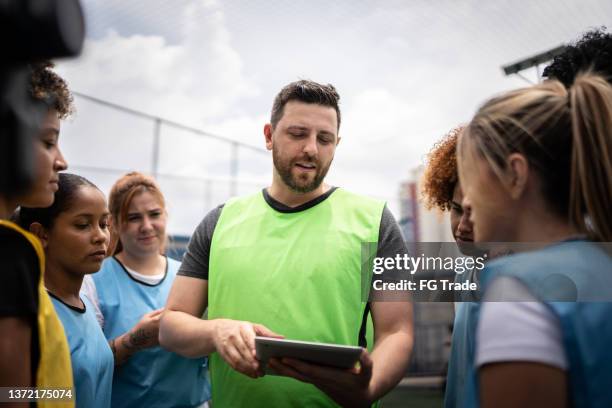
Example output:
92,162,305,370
80,274,105,328
475,276,568,370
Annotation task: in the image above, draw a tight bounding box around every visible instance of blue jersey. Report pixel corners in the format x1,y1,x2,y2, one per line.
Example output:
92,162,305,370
50,292,113,408
464,240,612,408
444,267,480,408
93,256,210,408
445,302,479,408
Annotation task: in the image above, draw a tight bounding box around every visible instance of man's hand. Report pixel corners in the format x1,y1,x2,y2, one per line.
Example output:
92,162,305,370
268,348,375,407
213,319,283,379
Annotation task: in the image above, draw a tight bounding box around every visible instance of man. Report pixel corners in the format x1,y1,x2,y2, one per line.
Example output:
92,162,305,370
160,80,413,407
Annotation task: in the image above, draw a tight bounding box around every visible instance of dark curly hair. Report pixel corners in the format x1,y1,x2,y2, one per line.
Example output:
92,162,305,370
29,60,74,119
543,27,612,87
421,126,464,211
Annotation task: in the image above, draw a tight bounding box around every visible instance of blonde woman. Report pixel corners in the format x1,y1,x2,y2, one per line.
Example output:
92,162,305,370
86,172,210,408
457,73,612,408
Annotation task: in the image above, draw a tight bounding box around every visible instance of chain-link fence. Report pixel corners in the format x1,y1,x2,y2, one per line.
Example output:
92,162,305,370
62,92,271,236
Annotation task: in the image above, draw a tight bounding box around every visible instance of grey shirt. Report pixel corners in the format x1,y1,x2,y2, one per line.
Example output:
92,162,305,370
178,187,408,280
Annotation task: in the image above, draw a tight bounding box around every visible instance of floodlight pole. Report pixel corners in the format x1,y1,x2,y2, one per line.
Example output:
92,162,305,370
501,45,567,84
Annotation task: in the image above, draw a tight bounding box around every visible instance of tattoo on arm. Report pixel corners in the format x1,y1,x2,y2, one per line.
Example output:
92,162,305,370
122,328,152,351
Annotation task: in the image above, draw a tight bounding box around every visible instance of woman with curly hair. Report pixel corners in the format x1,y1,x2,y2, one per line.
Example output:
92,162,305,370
0,61,74,403
422,126,475,254
422,125,480,408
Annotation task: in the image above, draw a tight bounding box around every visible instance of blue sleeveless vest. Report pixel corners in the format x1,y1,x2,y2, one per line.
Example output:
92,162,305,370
93,256,211,408
464,240,612,408
51,293,113,408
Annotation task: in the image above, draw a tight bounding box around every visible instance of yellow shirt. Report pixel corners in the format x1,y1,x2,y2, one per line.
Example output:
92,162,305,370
0,220,74,408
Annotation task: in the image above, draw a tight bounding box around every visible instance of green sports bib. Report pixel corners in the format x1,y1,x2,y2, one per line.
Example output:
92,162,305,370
208,188,384,407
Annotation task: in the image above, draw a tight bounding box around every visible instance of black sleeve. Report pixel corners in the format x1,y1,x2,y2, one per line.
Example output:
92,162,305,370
376,205,408,259
375,205,409,281
0,228,39,318
177,205,224,280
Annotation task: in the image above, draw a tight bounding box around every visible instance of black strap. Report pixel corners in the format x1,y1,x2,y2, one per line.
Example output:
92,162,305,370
358,302,371,348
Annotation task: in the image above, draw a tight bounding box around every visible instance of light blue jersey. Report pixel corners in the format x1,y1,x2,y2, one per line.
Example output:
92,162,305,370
93,256,210,408
444,266,480,408
464,240,612,408
50,292,113,408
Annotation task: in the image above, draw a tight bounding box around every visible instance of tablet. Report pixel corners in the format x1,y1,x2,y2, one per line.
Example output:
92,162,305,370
255,336,362,375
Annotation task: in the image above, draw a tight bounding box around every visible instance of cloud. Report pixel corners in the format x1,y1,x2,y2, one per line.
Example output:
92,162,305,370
55,0,612,234
59,0,258,125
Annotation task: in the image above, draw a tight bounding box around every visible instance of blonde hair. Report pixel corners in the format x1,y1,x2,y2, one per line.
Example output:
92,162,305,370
458,72,612,241
108,172,168,255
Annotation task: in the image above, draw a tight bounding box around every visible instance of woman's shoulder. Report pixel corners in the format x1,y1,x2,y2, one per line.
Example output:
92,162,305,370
165,255,182,275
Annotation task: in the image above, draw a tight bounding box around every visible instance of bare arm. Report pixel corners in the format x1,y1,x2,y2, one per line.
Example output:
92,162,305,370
159,275,213,357
0,317,32,408
480,362,567,408
366,299,414,399
160,275,281,378
270,299,414,407
109,309,163,365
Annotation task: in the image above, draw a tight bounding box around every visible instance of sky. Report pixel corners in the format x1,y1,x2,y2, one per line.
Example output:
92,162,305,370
55,0,612,235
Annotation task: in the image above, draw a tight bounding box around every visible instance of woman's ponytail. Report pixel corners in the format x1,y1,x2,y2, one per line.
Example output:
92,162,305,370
569,73,612,241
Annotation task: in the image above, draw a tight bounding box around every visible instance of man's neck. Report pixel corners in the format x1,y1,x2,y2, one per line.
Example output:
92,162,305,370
267,179,331,208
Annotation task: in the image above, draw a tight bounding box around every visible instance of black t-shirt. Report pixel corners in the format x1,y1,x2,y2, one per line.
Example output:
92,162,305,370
0,224,41,382
179,187,408,280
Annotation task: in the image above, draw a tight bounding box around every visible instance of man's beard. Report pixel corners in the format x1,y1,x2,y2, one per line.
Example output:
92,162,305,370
272,144,332,193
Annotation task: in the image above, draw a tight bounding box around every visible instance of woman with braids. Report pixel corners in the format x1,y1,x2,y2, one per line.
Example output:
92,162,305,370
17,173,114,408
87,172,210,408
422,126,480,408
457,73,612,408
0,61,74,405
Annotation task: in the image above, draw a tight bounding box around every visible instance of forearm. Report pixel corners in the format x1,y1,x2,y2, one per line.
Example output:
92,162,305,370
368,329,413,400
159,309,218,358
109,332,145,365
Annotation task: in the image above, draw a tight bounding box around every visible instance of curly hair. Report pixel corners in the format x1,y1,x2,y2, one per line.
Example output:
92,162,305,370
29,60,74,119
543,27,612,87
421,126,464,211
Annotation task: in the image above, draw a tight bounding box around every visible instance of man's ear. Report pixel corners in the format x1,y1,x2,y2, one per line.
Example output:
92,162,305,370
336,136,341,146
264,124,273,151
506,153,529,200
29,222,49,248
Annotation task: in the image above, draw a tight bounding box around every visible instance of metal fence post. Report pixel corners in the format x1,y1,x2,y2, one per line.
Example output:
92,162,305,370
230,142,238,197
152,118,161,179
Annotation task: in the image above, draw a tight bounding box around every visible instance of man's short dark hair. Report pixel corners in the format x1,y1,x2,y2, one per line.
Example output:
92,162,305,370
543,27,612,87
270,80,341,130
